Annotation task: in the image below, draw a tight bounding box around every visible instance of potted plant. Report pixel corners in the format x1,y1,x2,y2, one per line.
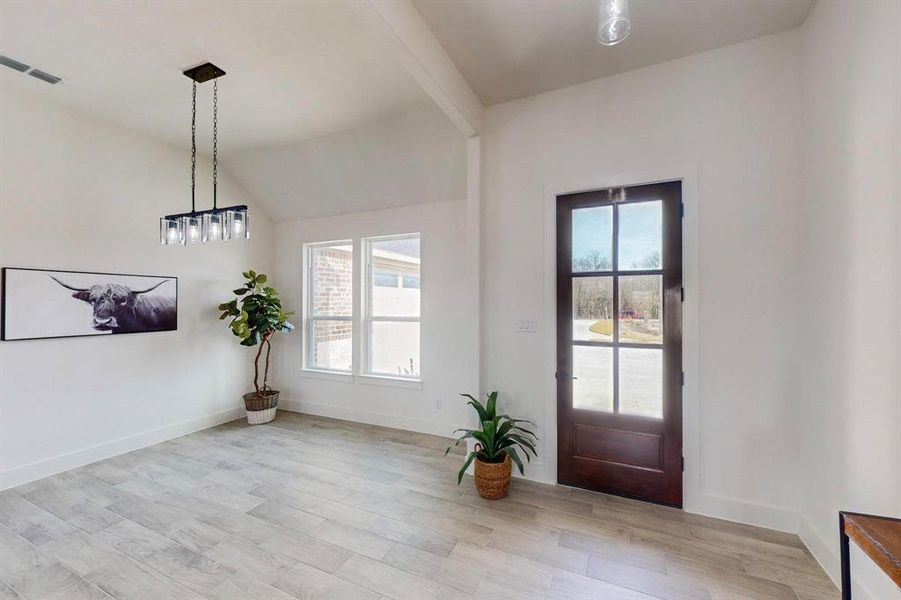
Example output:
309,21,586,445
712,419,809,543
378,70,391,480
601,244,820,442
218,270,294,425
446,391,538,499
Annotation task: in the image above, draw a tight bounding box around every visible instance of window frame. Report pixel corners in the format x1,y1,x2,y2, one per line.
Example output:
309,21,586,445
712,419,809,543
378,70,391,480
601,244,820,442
302,239,354,375
361,233,422,381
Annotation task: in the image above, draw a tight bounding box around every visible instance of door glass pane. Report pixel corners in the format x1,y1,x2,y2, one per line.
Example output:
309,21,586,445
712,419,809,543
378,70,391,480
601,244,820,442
618,275,663,344
370,237,420,317
310,319,352,371
311,243,353,316
573,277,613,341
572,346,613,412
572,206,613,272
619,348,663,418
618,201,662,271
371,321,420,377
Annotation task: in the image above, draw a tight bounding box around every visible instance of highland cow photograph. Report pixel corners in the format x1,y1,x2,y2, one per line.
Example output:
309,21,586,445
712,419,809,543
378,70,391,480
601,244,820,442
1,268,177,341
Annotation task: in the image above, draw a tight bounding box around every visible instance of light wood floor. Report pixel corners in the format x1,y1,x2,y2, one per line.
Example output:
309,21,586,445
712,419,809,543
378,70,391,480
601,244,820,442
1,413,838,600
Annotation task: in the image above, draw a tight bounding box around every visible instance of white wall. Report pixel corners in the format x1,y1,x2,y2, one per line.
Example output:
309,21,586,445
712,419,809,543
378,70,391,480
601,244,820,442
0,87,274,489
480,31,805,530
226,104,466,221
272,200,474,437
798,1,901,598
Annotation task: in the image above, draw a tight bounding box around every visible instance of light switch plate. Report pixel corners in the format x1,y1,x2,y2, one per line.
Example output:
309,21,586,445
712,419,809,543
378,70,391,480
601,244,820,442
515,319,537,333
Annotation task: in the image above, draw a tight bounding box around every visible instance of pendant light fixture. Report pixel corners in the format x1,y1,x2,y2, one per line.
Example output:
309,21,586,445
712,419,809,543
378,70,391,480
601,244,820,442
597,0,631,46
160,62,249,245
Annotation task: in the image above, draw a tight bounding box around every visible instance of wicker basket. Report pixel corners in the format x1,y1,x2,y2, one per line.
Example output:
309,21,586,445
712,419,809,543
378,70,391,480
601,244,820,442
474,455,512,500
243,390,279,425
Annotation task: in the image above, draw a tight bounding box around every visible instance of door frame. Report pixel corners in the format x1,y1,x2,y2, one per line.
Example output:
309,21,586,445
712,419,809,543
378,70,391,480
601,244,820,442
539,166,701,512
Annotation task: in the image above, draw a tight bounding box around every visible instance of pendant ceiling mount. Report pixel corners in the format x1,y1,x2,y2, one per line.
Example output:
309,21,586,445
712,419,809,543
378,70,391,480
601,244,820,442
160,62,249,246
183,62,226,83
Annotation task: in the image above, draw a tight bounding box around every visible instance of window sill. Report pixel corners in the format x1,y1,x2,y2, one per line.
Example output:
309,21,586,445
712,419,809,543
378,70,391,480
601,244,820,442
356,374,423,390
300,369,354,383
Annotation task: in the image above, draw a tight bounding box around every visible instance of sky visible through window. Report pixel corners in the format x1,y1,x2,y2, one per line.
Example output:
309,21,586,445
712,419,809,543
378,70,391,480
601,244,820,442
572,201,661,270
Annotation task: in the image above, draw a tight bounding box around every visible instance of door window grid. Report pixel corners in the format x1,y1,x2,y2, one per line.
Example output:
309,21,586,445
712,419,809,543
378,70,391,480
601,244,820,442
571,199,663,417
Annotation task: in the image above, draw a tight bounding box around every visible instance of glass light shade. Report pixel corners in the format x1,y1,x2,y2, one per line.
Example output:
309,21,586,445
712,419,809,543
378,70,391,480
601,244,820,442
597,0,631,46
159,217,183,245
182,215,202,245
226,209,250,240
203,212,227,243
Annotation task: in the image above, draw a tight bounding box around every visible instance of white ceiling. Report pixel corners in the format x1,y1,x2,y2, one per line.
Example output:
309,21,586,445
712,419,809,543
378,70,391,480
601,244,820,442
0,0,433,156
413,0,816,106
225,104,466,221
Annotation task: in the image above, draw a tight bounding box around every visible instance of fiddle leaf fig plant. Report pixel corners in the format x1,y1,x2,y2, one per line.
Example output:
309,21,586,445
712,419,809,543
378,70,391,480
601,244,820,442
218,270,294,395
446,391,539,484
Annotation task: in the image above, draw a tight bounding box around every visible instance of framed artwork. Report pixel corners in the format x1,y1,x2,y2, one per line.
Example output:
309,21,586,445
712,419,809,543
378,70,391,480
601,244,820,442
1,267,177,341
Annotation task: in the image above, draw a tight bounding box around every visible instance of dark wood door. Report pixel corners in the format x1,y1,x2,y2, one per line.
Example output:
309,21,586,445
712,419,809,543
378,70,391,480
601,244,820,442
556,181,683,507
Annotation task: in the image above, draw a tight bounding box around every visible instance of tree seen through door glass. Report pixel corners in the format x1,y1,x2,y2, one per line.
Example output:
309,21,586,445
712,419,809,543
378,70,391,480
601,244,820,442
572,277,613,341
618,275,662,344
618,200,662,270
572,206,612,272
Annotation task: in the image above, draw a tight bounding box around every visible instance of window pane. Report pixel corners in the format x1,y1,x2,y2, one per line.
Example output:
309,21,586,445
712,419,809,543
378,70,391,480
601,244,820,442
572,345,613,412
618,201,662,271
311,243,353,316
371,321,420,377
618,275,663,344
373,272,398,287
572,277,613,341
619,348,663,418
370,237,420,317
310,319,352,371
572,206,613,272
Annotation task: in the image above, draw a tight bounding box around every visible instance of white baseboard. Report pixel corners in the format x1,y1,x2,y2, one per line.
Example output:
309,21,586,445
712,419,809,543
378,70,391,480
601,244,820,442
279,398,455,439
0,406,245,491
687,492,799,533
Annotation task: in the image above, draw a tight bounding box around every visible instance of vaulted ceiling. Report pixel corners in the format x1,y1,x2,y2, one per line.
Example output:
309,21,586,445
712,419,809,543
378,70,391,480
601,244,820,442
413,0,815,105
1,0,816,220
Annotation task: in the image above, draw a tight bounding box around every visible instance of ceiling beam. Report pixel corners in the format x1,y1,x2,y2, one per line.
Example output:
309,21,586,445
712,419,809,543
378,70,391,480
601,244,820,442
357,0,483,137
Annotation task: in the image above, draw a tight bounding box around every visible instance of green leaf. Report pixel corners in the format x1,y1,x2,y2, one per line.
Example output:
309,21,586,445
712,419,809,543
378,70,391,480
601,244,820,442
255,274,267,284
248,270,257,278
461,394,488,422
233,288,248,295
485,391,498,419
456,452,477,485
505,447,525,476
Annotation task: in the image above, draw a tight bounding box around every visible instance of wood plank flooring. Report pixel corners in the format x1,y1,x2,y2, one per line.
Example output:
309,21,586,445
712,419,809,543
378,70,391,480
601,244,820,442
0,413,839,599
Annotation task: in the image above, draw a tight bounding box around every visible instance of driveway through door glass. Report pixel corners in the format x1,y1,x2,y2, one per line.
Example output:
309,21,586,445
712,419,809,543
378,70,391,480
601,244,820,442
556,181,682,507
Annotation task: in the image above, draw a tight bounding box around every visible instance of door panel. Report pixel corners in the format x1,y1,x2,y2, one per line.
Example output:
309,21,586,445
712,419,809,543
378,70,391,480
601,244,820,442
557,181,682,507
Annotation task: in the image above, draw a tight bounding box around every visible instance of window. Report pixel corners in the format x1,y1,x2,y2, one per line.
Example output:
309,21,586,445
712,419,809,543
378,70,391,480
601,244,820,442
304,241,353,373
363,234,421,379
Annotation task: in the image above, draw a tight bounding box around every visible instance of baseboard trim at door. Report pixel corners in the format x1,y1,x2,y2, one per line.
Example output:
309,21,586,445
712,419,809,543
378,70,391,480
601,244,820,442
688,493,799,533
279,398,454,439
0,406,245,491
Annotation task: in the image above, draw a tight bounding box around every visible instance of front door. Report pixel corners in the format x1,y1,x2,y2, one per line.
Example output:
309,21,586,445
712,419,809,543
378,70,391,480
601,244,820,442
556,181,683,507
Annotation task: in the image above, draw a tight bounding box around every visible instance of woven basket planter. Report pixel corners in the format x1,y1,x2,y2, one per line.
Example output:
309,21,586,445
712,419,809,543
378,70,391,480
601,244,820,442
243,390,279,425
474,455,512,500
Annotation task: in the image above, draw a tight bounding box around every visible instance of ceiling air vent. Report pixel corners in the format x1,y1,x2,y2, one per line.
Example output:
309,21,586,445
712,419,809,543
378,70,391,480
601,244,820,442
0,55,30,73
0,54,62,84
28,69,61,85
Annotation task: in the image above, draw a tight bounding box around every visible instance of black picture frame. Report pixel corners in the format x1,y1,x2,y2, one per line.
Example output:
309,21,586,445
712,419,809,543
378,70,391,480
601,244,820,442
1,267,179,342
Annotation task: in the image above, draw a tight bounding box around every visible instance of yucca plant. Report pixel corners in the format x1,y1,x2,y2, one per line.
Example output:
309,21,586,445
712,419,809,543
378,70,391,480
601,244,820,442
446,391,539,484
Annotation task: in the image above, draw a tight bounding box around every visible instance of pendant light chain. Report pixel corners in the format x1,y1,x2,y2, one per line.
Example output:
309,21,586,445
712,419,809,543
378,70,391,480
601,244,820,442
191,80,197,214
163,62,246,246
213,79,218,210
